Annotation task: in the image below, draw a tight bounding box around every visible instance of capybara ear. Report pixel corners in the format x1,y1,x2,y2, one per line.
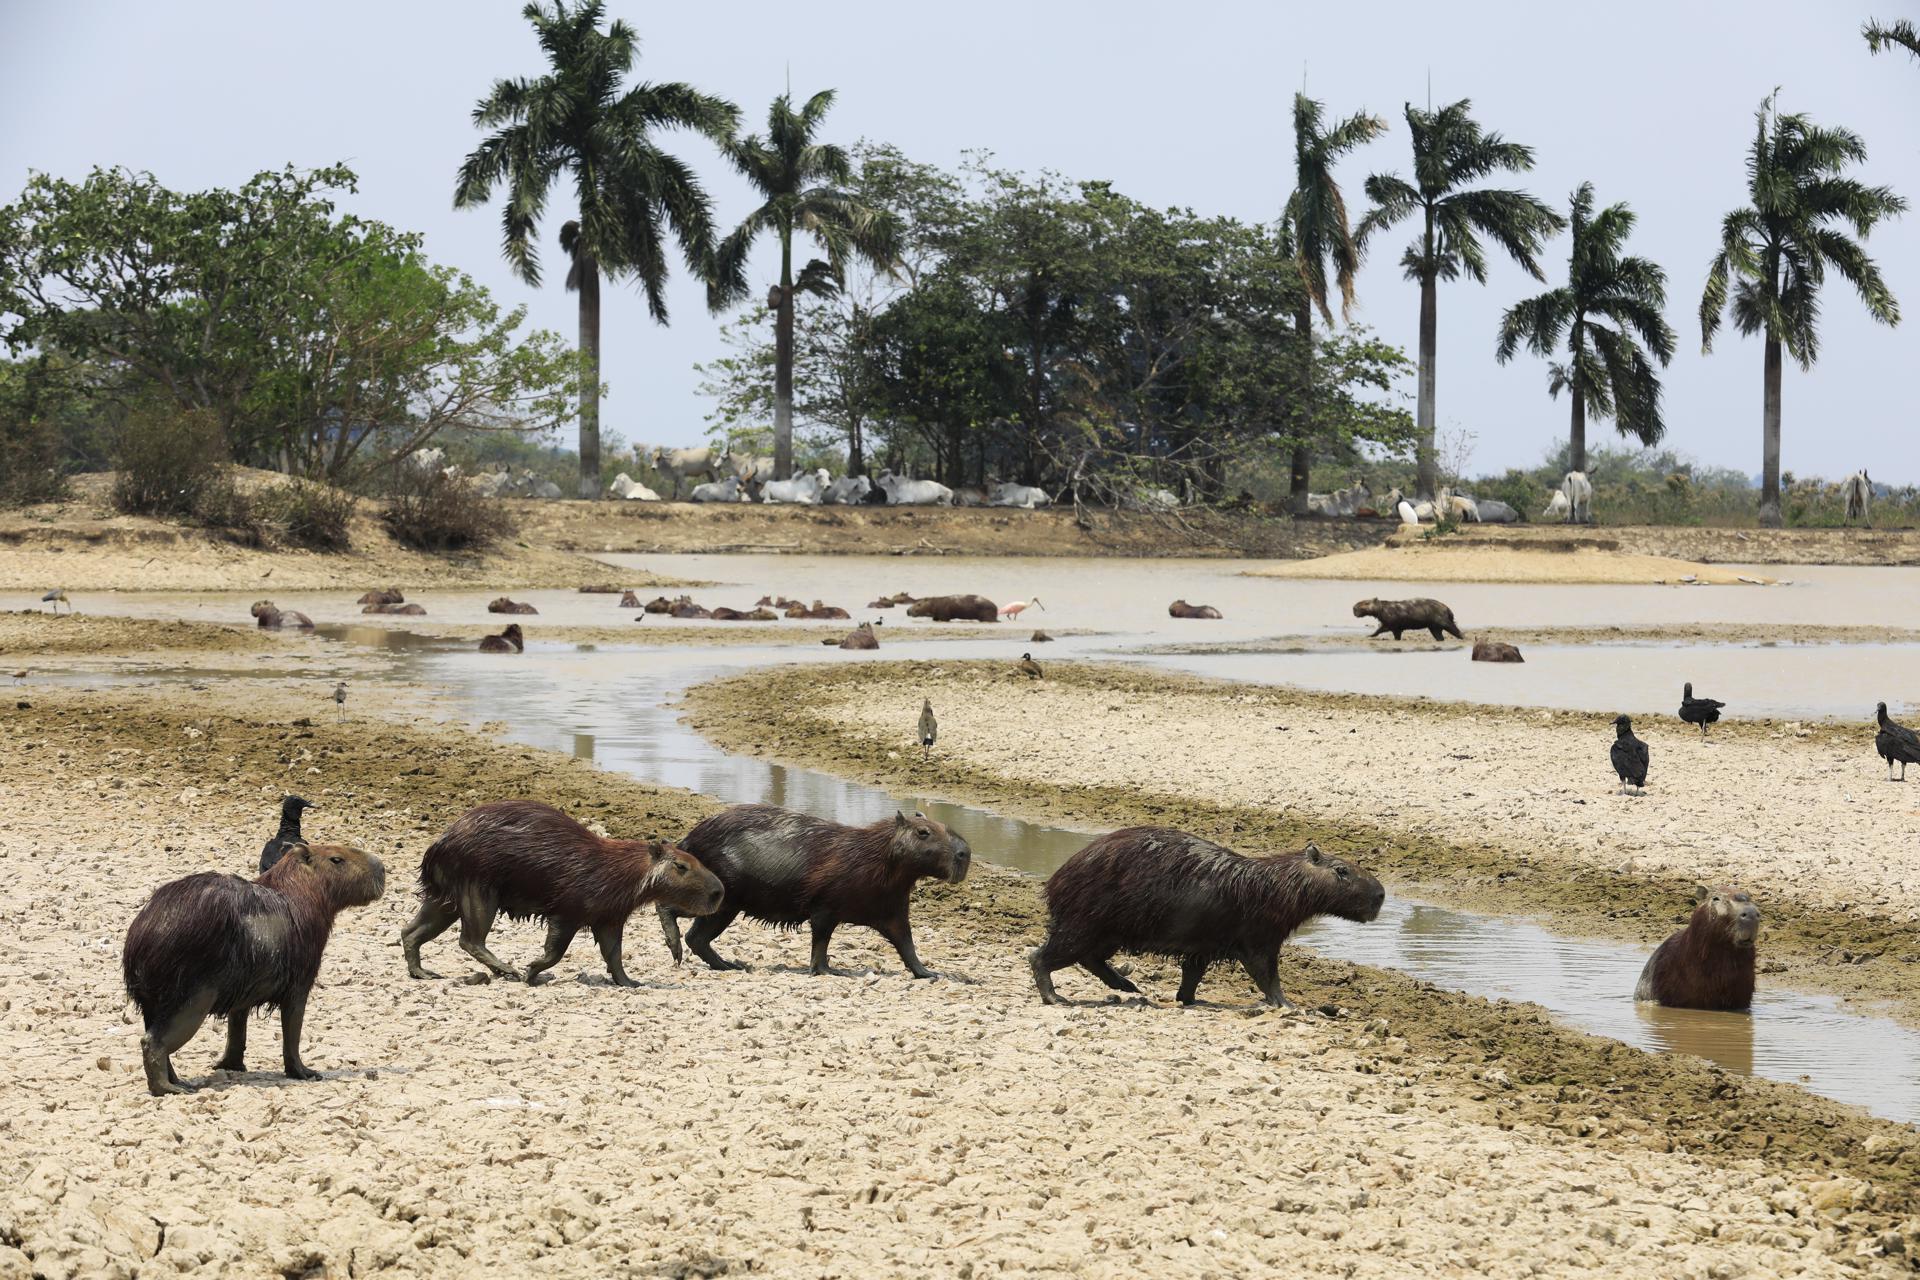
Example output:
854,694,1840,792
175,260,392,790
894,810,909,828
1304,841,1324,864
295,843,313,865
1693,884,1710,904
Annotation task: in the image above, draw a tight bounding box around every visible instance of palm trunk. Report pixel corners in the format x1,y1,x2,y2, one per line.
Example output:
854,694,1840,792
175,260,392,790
576,252,602,500
1759,336,1783,527
1569,389,1587,477
1289,298,1313,516
1415,273,1438,500
773,234,795,482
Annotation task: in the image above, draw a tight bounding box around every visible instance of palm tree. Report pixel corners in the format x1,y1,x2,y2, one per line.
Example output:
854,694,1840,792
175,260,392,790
1865,17,1920,60
454,1,737,498
1496,183,1676,479
1700,94,1904,527
1282,93,1386,514
1357,100,1564,498
710,89,899,480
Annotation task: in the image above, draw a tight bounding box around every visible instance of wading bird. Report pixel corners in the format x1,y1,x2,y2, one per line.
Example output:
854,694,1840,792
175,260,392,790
1017,653,1043,680
1001,597,1044,621
41,589,69,614
918,699,938,763
333,681,348,721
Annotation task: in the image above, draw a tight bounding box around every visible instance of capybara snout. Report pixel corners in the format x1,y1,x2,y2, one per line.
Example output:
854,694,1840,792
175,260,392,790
1719,889,1761,947
283,842,387,908
946,832,973,884
656,846,725,915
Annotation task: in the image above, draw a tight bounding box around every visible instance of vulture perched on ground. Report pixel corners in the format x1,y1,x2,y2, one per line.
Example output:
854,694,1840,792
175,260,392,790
1611,715,1649,795
259,795,314,873
1678,683,1726,738
1875,702,1920,781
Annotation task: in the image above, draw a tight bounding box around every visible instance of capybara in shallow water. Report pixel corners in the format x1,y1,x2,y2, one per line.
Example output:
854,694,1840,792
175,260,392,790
488,597,538,615
356,589,404,606
1031,827,1384,1007
1168,600,1223,619
1353,597,1463,641
1471,640,1524,663
403,800,722,986
867,597,897,609
831,623,878,649
643,595,673,614
659,805,971,978
363,602,427,616
1635,887,1760,1011
477,623,524,653
667,596,712,619
619,590,642,608
122,843,386,1096
906,594,999,623
250,600,314,629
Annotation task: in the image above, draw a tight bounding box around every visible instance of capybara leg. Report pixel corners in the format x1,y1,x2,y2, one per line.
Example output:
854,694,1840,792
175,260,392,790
1241,949,1293,1009
808,919,838,976
1428,626,1445,641
1029,947,1066,1004
1175,956,1208,1005
685,905,745,971
656,905,685,965
1369,624,1387,638
142,988,215,1097
213,1009,248,1072
280,987,318,1081
1445,622,1464,640
876,915,935,979
1391,628,1405,640
525,920,579,986
1082,955,1139,994
401,899,459,979
591,921,638,987
456,889,521,980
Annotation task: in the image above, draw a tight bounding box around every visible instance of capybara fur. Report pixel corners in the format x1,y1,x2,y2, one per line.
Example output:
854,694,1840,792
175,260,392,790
668,596,712,619
836,623,879,649
403,800,722,987
1471,640,1524,663
363,602,427,616
906,594,999,623
711,607,751,621
1353,597,1464,641
619,590,642,608
1635,887,1760,1011
1031,827,1384,1008
1168,600,1223,619
122,843,386,1096
659,805,971,978
250,600,314,629
806,601,851,620
477,623,525,653
356,589,404,606
488,597,538,615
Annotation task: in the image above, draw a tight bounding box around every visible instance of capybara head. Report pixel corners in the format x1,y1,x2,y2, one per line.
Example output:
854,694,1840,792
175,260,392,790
1699,886,1760,948
1296,841,1385,923
891,810,971,883
274,843,386,909
651,842,724,915
251,600,279,620
1352,599,1378,618
501,623,524,648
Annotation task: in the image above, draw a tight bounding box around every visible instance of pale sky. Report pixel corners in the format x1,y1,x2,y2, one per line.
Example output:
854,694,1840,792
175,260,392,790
5,0,1918,482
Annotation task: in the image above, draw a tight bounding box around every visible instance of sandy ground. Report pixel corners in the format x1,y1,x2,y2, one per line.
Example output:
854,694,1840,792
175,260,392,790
1250,536,1775,585
686,662,1920,1025
3,684,1916,1277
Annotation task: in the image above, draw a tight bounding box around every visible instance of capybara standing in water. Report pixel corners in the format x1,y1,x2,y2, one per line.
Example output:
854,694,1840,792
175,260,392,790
1168,600,1223,619
1031,827,1384,1008
1471,640,1524,663
1352,597,1464,641
905,594,999,622
488,596,538,615
659,805,972,978
1635,887,1760,1011
403,800,722,986
122,843,386,1096
250,600,314,629
477,623,525,653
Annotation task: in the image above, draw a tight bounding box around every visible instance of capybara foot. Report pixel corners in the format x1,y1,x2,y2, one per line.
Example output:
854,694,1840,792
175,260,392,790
911,969,941,981
212,1054,245,1073
407,966,443,980
284,1063,321,1082
148,1077,195,1097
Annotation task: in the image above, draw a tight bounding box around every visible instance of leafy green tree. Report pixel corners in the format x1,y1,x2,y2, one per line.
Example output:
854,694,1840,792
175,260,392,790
453,0,736,497
1281,93,1385,512
710,89,899,480
1865,17,1920,60
1496,183,1675,477
1700,94,1905,526
1358,100,1564,498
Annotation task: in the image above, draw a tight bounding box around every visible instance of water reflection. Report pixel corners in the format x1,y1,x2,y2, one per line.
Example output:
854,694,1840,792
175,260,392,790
1637,1003,1756,1077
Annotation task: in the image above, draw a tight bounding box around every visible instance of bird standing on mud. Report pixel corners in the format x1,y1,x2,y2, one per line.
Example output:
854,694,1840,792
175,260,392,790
41,589,69,614
918,699,938,763
1001,597,1043,621
1678,683,1725,738
1017,652,1043,680
1611,715,1649,795
333,681,348,721
1874,702,1920,781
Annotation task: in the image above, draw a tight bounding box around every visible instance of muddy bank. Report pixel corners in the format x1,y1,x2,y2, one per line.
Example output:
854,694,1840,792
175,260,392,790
0,611,290,659
684,662,1920,1026
3,687,1916,1275
1251,537,1773,585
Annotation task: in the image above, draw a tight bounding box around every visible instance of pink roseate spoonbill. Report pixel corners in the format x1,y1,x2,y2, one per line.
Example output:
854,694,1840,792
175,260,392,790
1001,596,1044,620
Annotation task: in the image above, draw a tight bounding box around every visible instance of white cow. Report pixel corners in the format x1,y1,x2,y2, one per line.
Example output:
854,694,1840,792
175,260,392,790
689,475,747,503
724,450,775,490
1842,469,1872,526
823,475,872,505
653,446,725,499
988,482,1052,509
1436,487,1480,522
409,447,446,475
1542,490,1572,521
876,472,954,506
1560,470,1593,524
607,472,660,501
761,469,831,504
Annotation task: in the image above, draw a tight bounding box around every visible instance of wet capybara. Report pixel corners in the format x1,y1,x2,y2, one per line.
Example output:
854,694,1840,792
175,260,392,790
867,597,897,609
835,623,879,649
905,594,999,623
1353,597,1463,641
250,600,314,629
1168,600,1222,619
667,596,712,619
356,589,404,606
619,590,642,608
643,595,674,614
477,623,525,653
1635,887,1760,1011
1031,827,1384,1008
488,597,538,615
659,805,971,979
403,800,722,986
122,843,386,1096
363,602,428,616
1471,640,1524,663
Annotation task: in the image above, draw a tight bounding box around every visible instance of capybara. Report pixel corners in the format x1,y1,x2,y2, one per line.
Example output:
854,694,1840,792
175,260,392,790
122,843,386,1096
403,800,722,986
835,623,879,650
1353,597,1463,641
887,592,917,604
1168,600,1222,619
659,805,971,978
867,597,897,609
1471,640,1524,663
259,794,315,873
478,623,525,653
1030,827,1384,1007
356,589,404,606
250,600,314,629
1031,629,1055,643
906,594,999,623
619,590,642,608
1635,887,1760,1011
577,584,623,594
643,595,673,614
488,597,539,615
711,607,751,621
668,596,712,619
806,601,851,620
363,602,428,616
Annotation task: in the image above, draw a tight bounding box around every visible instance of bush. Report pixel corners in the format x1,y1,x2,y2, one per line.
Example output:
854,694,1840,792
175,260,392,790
111,406,228,518
0,414,70,506
190,473,266,545
261,480,356,551
382,468,515,551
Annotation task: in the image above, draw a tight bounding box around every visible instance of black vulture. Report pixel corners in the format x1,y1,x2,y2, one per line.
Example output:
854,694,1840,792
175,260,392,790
918,699,938,763
1678,682,1726,738
1611,715,1649,795
259,795,315,873
1017,653,1044,680
1874,702,1920,781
